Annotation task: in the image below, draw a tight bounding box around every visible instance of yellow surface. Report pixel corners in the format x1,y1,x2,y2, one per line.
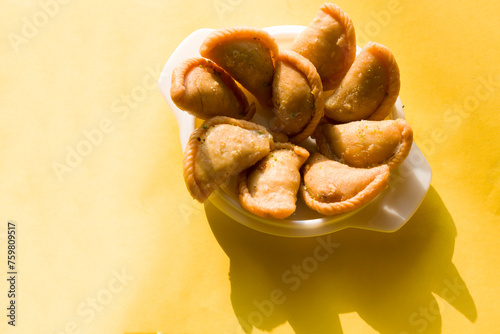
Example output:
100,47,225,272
0,0,499,333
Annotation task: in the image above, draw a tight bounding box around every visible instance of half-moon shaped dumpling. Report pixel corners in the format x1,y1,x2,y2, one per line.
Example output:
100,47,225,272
290,3,356,91
324,42,400,123
314,119,413,170
170,57,255,120
301,153,390,215
199,26,279,107
237,143,310,219
183,116,274,202
270,50,324,144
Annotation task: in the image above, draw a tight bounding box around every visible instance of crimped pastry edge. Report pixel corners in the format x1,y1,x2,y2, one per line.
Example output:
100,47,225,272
313,119,413,170
183,116,273,202
199,25,279,66
170,57,256,120
319,2,357,91
300,153,390,215
273,50,325,144
364,41,401,121
237,142,310,219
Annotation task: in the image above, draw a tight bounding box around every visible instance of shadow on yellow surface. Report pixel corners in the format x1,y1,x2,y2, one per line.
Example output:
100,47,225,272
205,186,477,333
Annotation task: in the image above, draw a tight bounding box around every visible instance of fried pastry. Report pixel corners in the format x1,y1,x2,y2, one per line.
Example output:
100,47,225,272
238,143,310,219
301,153,390,215
199,26,279,107
170,57,255,120
183,116,274,203
324,41,400,123
270,50,324,144
290,3,356,91
314,119,413,170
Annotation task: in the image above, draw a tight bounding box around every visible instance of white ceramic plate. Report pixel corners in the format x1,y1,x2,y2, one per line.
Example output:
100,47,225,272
158,25,432,237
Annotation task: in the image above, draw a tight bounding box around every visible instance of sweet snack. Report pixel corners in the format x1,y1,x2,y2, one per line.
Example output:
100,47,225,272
314,119,413,170
324,41,400,123
183,116,274,203
270,50,324,144
290,2,356,91
237,143,309,219
301,153,390,215
170,57,255,120
170,2,413,219
199,26,279,107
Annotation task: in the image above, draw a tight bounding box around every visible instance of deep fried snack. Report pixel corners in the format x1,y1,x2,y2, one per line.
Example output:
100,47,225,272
324,42,400,123
183,116,274,202
199,26,279,107
238,143,310,219
170,57,255,120
314,119,412,170
301,153,390,215
270,50,324,144
290,3,356,91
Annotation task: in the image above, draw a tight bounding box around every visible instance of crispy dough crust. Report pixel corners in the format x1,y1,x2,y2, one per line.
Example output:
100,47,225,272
170,57,255,120
274,50,325,144
386,119,413,170
183,116,273,203
313,119,413,170
300,153,390,215
364,42,401,121
199,26,279,107
320,3,357,91
313,123,336,161
291,3,356,91
323,41,400,123
237,142,310,219
199,26,279,66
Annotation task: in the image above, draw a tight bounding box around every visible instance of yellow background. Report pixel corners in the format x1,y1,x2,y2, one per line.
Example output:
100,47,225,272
1,0,499,333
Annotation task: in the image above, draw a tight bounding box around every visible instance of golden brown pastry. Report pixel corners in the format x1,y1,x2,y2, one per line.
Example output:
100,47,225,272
170,57,255,120
314,119,413,170
270,50,324,144
237,143,310,219
183,116,274,202
301,153,390,215
290,3,356,91
199,26,279,107
324,41,400,123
